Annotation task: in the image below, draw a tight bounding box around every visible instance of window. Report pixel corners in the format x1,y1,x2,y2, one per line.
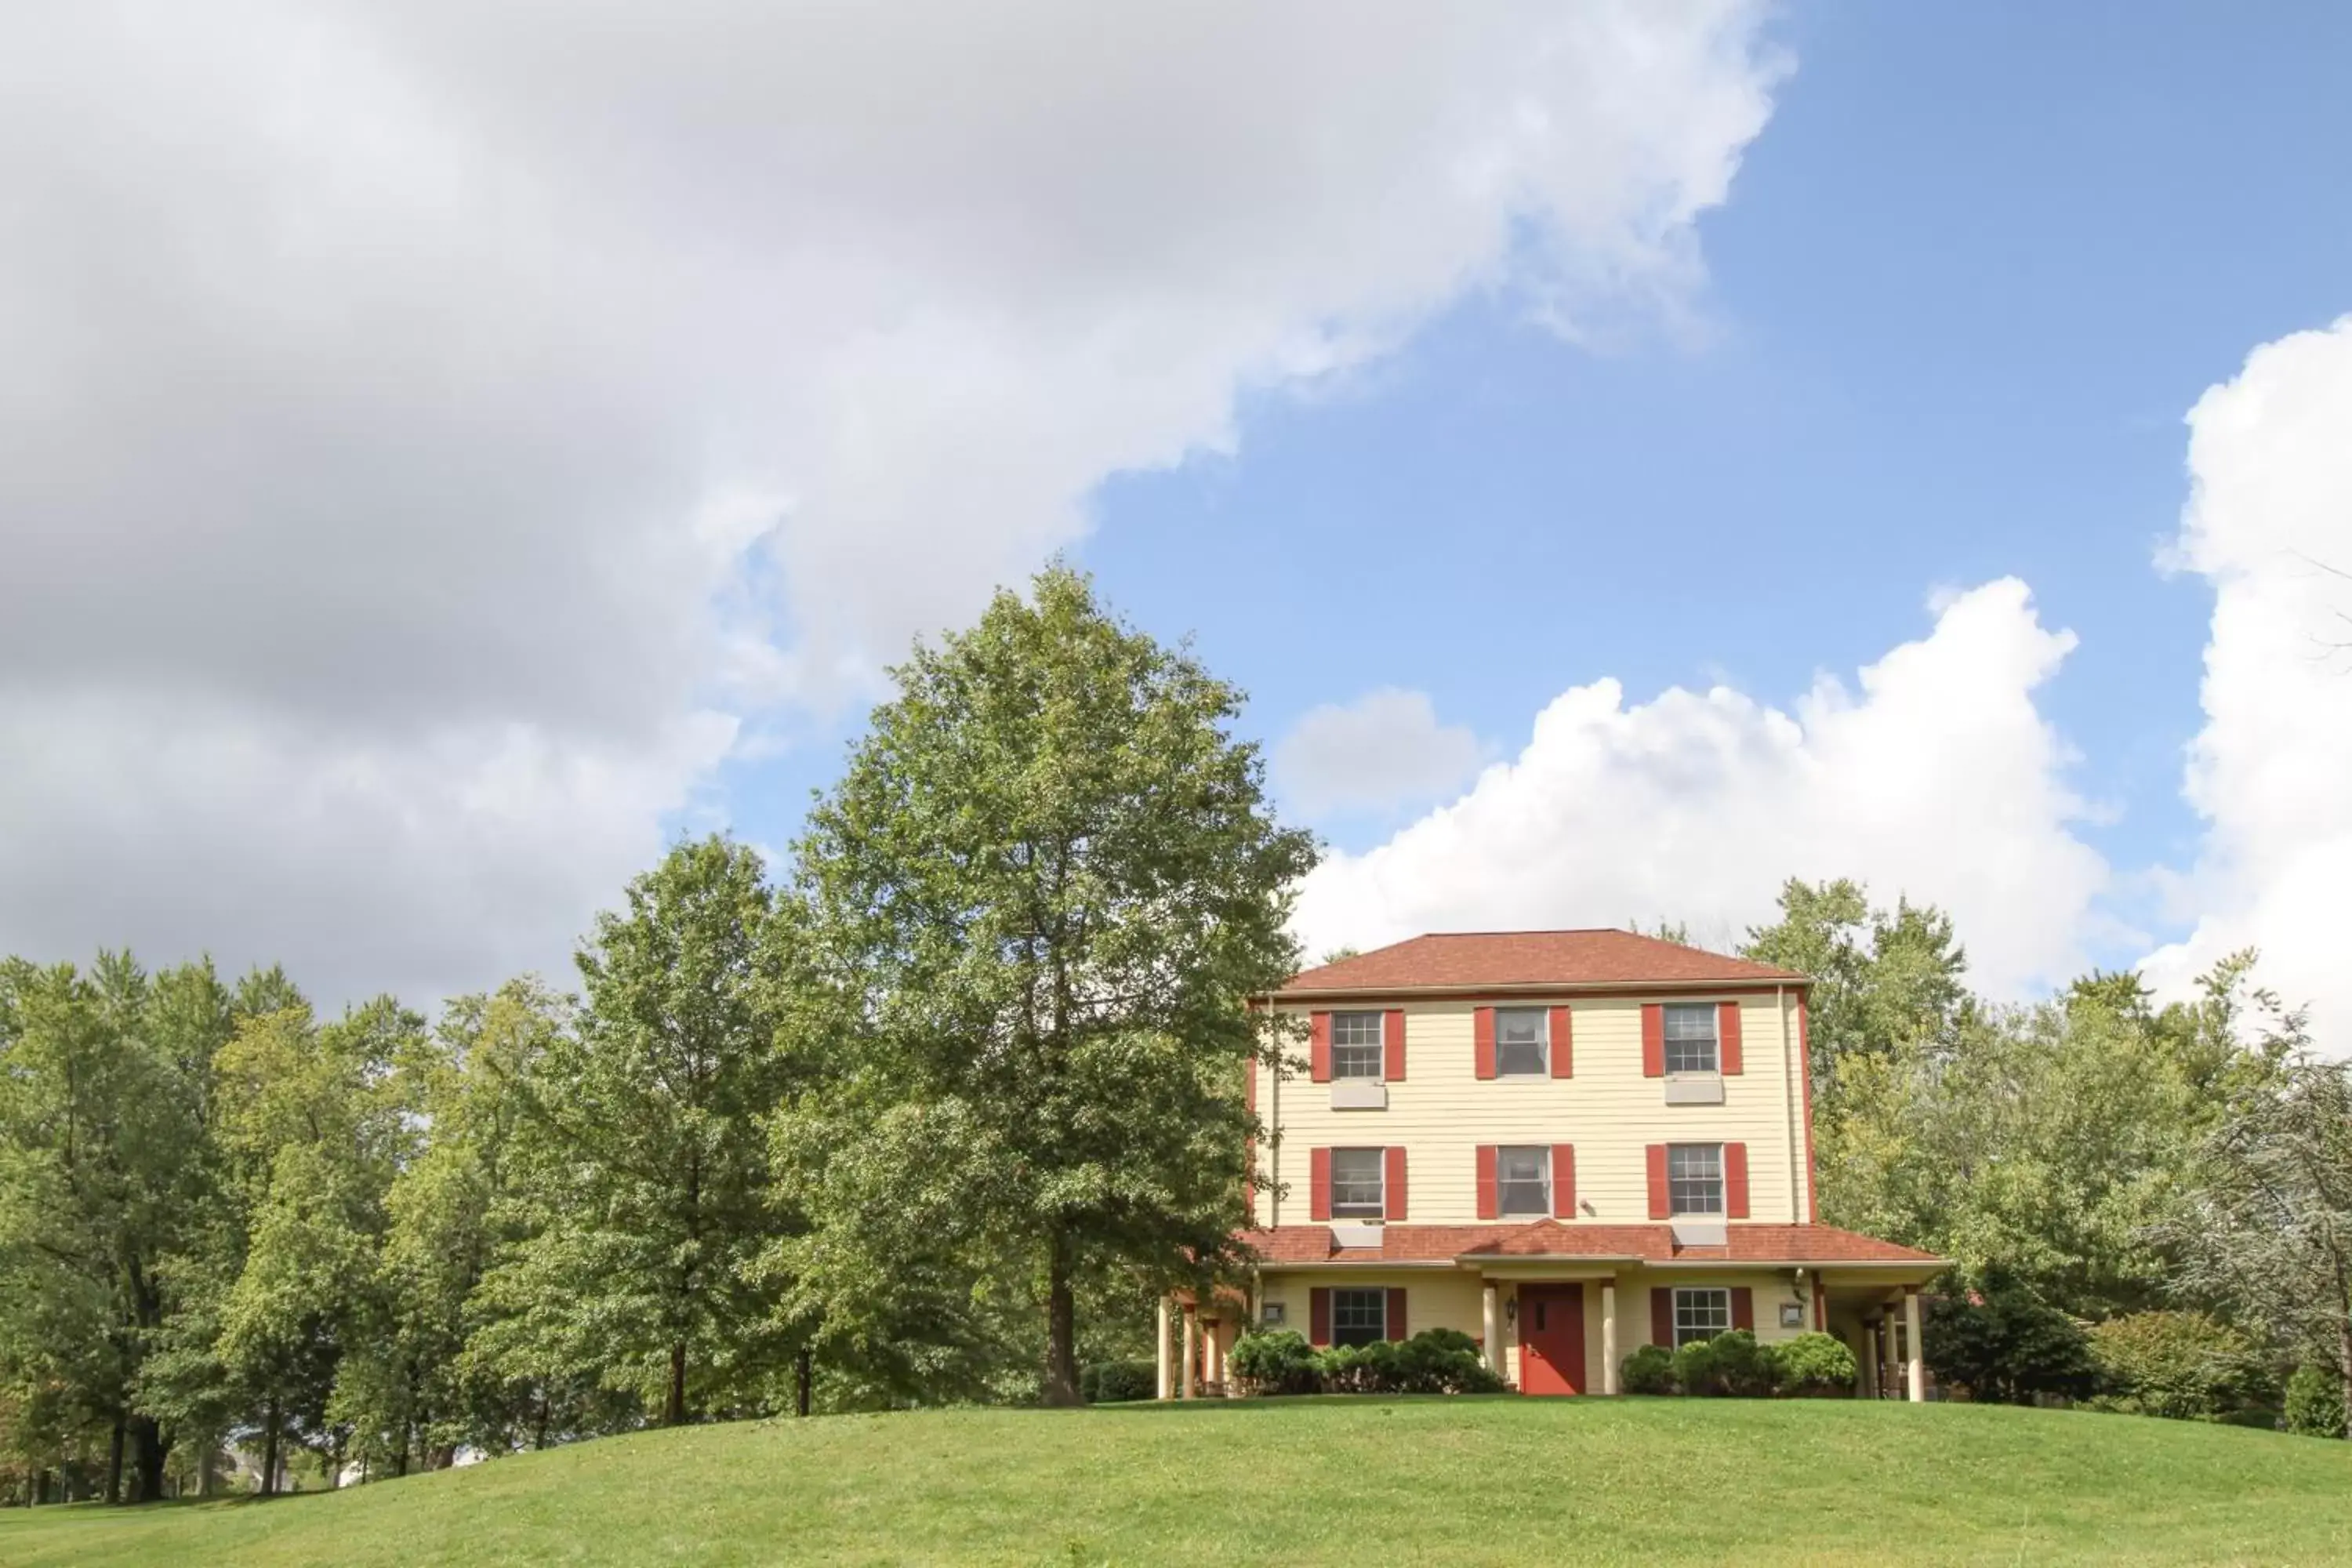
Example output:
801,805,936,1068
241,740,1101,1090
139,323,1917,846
1330,1011,1384,1080
1332,1287,1387,1347
1663,1003,1719,1074
1494,1007,1548,1076
1668,1143,1725,1215
1330,1148,1385,1218
1673,1287,1731,1348
1497,1145,1551,1216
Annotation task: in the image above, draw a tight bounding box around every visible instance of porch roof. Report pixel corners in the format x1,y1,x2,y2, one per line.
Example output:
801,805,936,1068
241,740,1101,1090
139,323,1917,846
1242,1220,1941,1269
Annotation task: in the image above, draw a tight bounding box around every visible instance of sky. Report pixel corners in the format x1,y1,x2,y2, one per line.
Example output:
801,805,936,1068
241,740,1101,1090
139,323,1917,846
3,2,2350,1040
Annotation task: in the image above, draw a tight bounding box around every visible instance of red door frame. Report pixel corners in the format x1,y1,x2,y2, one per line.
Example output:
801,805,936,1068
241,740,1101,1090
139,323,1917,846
1518,1283,1587,1396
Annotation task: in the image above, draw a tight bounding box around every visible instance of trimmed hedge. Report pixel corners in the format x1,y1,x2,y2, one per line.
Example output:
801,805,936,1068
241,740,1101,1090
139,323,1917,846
1081,1359,1158,1403
1227,1328,1504,1396
1620,1331,1857,1399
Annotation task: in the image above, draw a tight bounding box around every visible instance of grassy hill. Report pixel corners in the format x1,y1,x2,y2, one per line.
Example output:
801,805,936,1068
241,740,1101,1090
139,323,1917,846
6,1397,2351,1566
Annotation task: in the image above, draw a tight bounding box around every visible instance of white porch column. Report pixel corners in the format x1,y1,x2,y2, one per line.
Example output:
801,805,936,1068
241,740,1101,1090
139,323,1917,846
1904,1289,1926,1403
1155,1297,1172,1400
1859,1319,1879,1399
1203,1319,1222,1389
1482,1283,1501,1376
1601,1279,1620,1395
1180,1307,1199,1399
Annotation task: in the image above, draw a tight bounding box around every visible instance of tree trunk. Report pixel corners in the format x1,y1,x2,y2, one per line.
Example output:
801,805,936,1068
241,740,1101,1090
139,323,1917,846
666,1340,688,1426
796,1347,813,1417
105,1411,125,1504
532,1393,549,1451
127,1414,167,1504
1041,1229,1081,1406
260,1400,281,1498
198,1444,216,1499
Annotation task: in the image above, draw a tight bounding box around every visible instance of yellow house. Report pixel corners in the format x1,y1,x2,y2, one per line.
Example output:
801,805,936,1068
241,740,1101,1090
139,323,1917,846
1157,930,1944,1399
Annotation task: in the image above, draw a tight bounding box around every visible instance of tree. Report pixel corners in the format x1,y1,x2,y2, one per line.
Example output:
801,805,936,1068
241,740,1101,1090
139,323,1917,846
0,953,224,1503
1740,877,1971,1091
2161,1006,2352,1437
477,837,786,1428
775,567,1315,1405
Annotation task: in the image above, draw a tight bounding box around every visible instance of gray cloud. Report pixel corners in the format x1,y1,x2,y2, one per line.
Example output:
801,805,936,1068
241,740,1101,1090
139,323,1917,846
0,1,1783,1004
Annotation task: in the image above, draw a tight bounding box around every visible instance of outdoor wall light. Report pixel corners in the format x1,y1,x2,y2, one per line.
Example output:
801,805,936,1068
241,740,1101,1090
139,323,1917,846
1504,1298,1517,1325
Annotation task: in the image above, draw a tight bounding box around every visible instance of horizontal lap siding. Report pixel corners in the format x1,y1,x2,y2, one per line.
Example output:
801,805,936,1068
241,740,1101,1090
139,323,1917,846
1257,997,1806,1229
1258,1269,1485,1344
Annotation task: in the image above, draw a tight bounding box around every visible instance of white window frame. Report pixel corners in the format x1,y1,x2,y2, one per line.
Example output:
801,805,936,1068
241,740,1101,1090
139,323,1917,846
1496,1145,1552,1217
1331,1287,1388,1347
1663,1002,1719,1075
1673,1287,1731,1348
1329,1011,1385,1081
1329,1147,1386,1218
1494,1007,1549,1077
1668,1142,1725,1216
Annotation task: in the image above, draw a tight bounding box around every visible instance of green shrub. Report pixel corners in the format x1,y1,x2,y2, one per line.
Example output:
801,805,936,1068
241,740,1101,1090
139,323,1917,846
1227,1330,1318,1396
1923,1265,2096,1404
1621,1344,1678,1396
2285,1366,2346,1439
1769,1332,1858,1397
1675,1330,1773,1398
1316,1339,1404,1394
1392,1328,1504,1395
2085,1312,2272,1423
1080,1359,1156,1404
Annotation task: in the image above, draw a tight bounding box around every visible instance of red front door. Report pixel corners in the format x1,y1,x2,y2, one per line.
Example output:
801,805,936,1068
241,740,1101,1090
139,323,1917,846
1519,1284,1587,1396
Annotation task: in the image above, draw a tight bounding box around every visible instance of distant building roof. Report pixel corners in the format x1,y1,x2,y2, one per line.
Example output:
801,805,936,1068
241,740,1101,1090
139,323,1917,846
1279,929,1806,996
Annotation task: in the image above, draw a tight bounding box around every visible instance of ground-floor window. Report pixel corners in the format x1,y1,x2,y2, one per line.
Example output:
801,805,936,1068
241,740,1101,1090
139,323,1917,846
1673,1287,1731,1348
1332,1287,1388,1347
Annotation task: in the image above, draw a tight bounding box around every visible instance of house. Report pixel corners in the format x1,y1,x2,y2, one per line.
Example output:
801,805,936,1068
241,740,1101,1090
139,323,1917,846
1156,930,1944,1399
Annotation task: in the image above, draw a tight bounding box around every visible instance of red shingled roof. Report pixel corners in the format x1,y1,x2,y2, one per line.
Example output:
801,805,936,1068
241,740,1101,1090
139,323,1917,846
1282,930,1806,995
1243,1221,1939,1267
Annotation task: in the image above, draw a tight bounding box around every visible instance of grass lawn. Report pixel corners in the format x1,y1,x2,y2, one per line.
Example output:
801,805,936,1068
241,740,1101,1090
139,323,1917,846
5,1397,2351,1566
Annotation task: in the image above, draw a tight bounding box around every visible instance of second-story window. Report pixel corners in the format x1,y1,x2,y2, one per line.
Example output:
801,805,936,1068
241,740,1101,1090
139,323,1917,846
1494,1007,1548,1076
1330,1011,1385,1080
1330,1148,1386,1218
1663,1002,1719,1074
1497,1145,1551,1216
1668,1143,1725,1215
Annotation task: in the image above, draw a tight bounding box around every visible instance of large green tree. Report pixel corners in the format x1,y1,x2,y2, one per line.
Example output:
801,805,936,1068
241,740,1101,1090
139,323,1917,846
773,567,1315,1405
475,837,786,1428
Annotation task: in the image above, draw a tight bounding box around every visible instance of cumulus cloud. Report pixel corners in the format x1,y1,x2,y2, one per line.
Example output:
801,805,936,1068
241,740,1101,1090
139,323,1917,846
1294,580,2109,996
0,2,1784,1002
2141,317,2352,1045
1276,689,1486,818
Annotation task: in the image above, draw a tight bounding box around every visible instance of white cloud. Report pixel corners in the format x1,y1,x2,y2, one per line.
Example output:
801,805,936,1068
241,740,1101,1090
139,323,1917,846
0,2,1785,1002
1294,579,2109,996
2141,317,2352,1045
1276,689,1485,818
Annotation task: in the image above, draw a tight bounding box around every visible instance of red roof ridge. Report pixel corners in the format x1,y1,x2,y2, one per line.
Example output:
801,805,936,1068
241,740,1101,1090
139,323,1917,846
1283,928,1807,993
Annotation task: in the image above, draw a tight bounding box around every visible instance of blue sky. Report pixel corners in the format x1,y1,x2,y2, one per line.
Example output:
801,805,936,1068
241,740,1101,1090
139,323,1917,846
714,1,2352,985
8,3,2350,1031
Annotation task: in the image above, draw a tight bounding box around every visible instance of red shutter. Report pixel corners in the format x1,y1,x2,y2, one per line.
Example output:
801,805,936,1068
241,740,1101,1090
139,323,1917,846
1641,1004,1664,1077
1731,1287,1754,1333
1651,1287,1674,1348
1473,1007,1497,1080
1309,1287,1331,1347
1718,1000,1743,1075
1310,1148,1332,1221
1475,1145,1498,1220
1385,1287,1408,1342
1383,1009,1406,1082
1646,1144,1671,1220
1725,1142,1749,1219
1309,1012,1332,1083
1551,1144,1576,1219
1384,1146,1407,1221
1548,1006,1573,1077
